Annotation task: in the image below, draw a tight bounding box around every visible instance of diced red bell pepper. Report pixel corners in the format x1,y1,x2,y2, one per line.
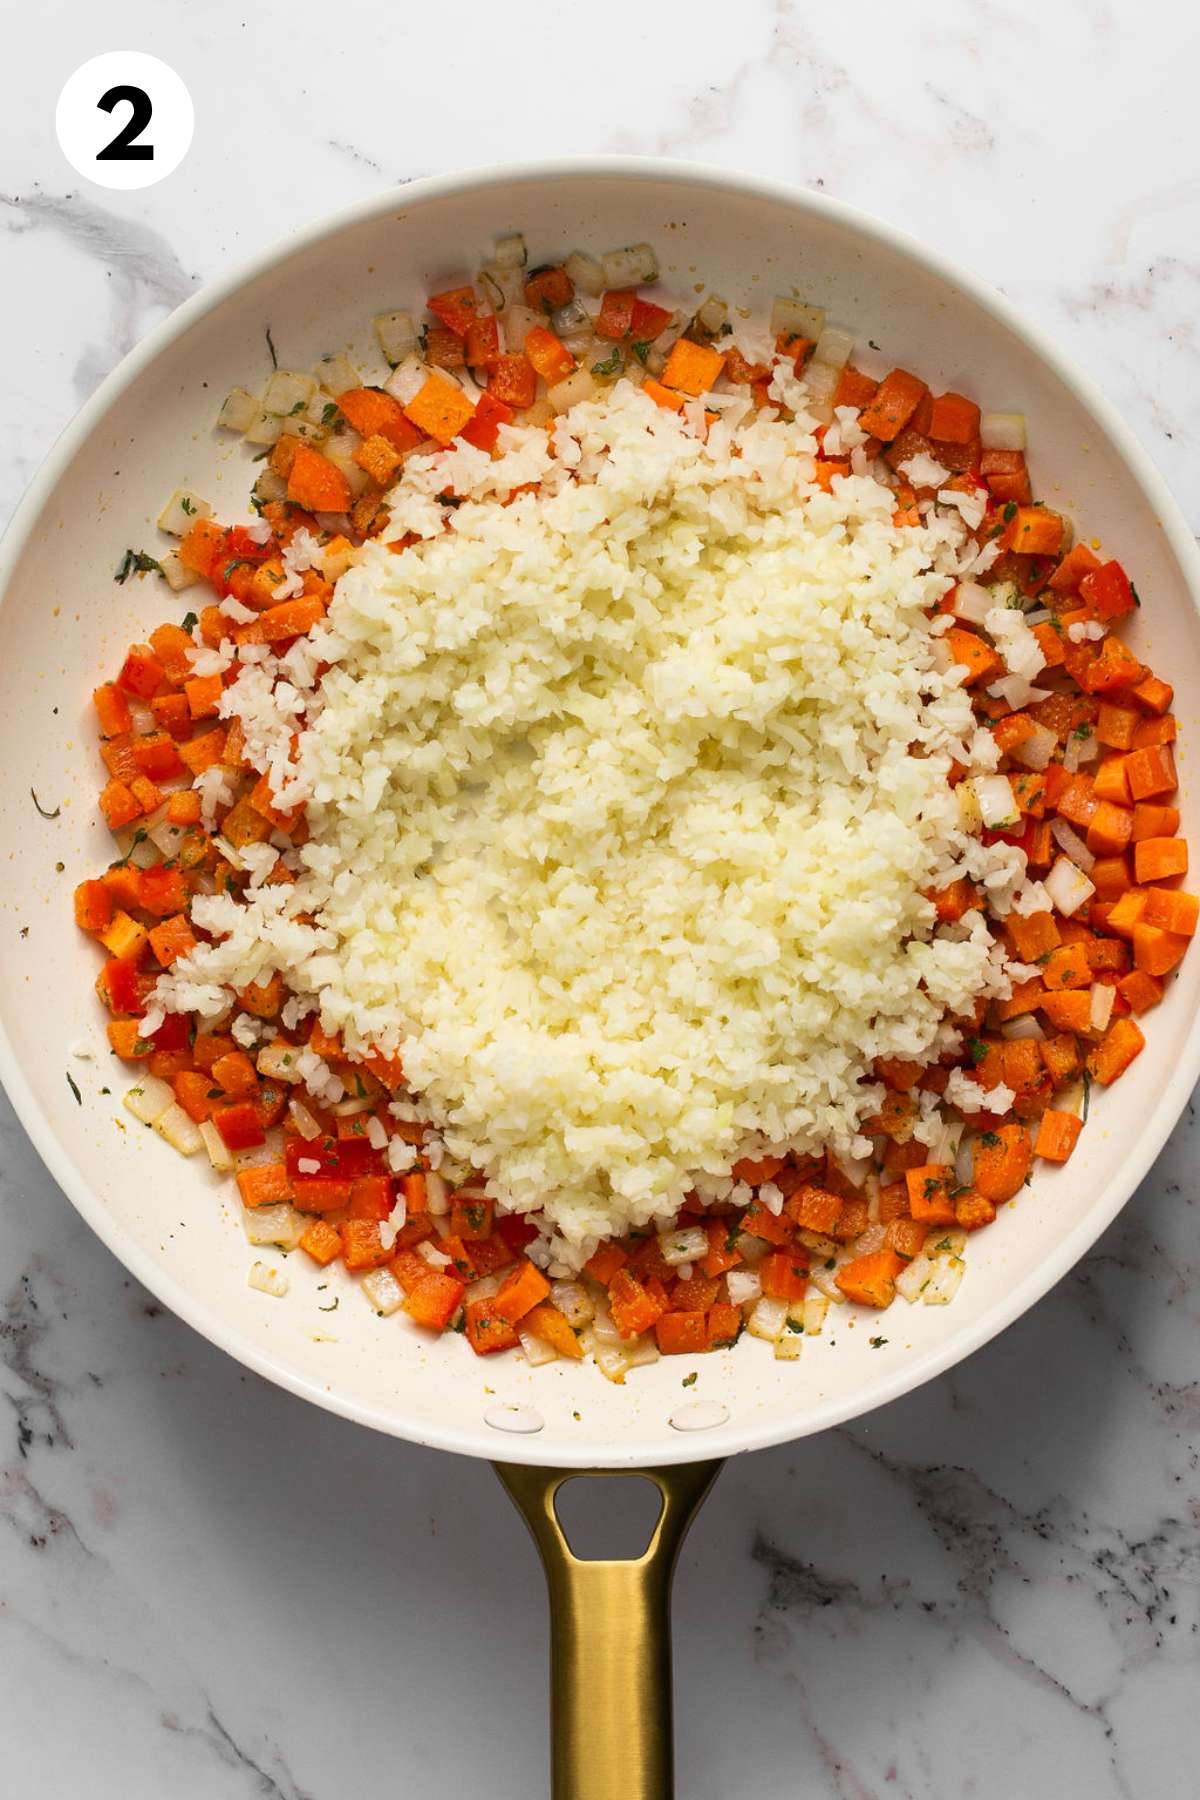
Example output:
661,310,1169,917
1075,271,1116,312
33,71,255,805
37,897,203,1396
426,286,478,339
460,391,514,453
214,1101,265,1152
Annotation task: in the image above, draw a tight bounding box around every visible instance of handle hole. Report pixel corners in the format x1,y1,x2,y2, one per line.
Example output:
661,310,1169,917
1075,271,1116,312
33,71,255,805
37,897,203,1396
553,1475,664,1561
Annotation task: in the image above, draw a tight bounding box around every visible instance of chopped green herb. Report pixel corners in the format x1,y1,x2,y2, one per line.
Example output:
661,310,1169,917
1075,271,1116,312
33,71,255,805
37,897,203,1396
318,1297,339,1313
980,1129,1001,1148
631,339,653,365
681,1371,698,1387
31,788,61,820
1082,1069,1092,1124
321,402,341,426
591,348,622,377
180,496,196,516
1131,583,1142,607
181,611,198,634
115,548,163,584
1073,723,1092,740
1003,501,1017,522
869,1335,888,1349
786,1318,804,1334
66,1071,82,1106
265,325,278,369
969,1037,989,1065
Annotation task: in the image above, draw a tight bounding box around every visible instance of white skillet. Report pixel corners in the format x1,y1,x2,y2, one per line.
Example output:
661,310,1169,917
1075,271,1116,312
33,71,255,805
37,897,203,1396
1,160,1197,1799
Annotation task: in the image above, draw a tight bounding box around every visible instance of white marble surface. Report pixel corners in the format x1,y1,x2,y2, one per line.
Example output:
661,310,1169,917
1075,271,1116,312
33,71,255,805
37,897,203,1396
3,3,1200,1794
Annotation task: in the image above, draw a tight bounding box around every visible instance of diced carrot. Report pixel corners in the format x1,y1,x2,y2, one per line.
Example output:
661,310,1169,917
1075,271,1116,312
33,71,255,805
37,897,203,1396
522,1302,583,1359
833,365,878,409
335,386,423,453
1039,989,1090,1031
858,369,928,442
166,788,202,827
786,1184,843,1235
835,1247,905,1308
423,326,466,372
177,518,225,582
177,727,227,775
99,778,142,831
107,1019,151,1059
146,913,197,969
945,627,1003,687
1132,803,1180,842
1082,635,1145,696
929,877,980,925
282,442,351,514
236,1164,291,1209
643,377,685,414
403,373,476,446
706,1303,742,1348
1086,801,1133,857
608,1267,666,1338
335,1219,388,1272
236,594,326,645
655,1311,709,1355
972,1124,1033,1202
492,1258,551,1325
661,339,726,397
1132,922,1189,978
928,391,980,443
1131,674,1173,715
1006,910,1060,962
731,1154,785,1184
298,1220,341,1266
740,1196,793,1245
1117,969,1163,1014
1092,756,1131,806
1133,837,1188,884
1142,889,1198,938
93,682,132,737
955,1191,997,1231
488,353,537,409
1030,620,1065,668
74,878,113,935
584,1241,628,1285
461,1300,518,1356
237,972,284,1020
1048,542,1102,593
758,1251,809,1302
1039,1032,1081,1086
1086,1017,1146,1084
1095,705,1139,752
209,1049,257,1097
403,1270,465,1330
1034,1110,1082,1163
996,978,1045,1021
443,1194,488,1241
1008,507,1064,557
354,432,404,484
905,1165,958,1224
1132,715,1176,749
290,1176,351,1213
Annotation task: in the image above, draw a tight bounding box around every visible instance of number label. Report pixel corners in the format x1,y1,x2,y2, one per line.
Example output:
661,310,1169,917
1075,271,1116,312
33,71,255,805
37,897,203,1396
96,84,154,161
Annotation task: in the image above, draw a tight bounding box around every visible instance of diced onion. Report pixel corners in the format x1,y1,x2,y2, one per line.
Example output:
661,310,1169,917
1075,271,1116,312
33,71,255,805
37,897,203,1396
361,1267,405,1316
217,386,258,433
373,310,418,366
802,1292,830,1335
774,1329,803,1361
503,303,542,353
312,351,359,397
659,1225,708,1266
601,243,658,289
813,324,855,369
1049,818,1096,873
769,296,826,340
974,774,1020,830
895,1254,935,1302
384,355,432,405
547,367,597,413
256,1040,303,1084
425,1171,449,1216
726,1269,762,1307
952,581,994,626
1010,725,1057,771
956,779,983,834
157,488,212,537
550,1280,593,1328
803,359,840,404
980,411,1027,451
747,1296,788,1342
154,1102,202,1155
1001,1015,1045,1040
248,1261,289,1298
262,369,316,417
124,1076,174,1126
695,295,728,335
624,1335,661,1369
922,1256,966,1305
287,1098,321,1140
1089,981,1116,1032
243,1203,305,1250
518,1327,560,1366
592,1344,630,1383
199,1119,234,1173
492,231,527,269
564,250,604,296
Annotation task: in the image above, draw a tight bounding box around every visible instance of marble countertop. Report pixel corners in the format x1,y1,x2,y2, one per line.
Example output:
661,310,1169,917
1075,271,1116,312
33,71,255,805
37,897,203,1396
3,4,1199,1794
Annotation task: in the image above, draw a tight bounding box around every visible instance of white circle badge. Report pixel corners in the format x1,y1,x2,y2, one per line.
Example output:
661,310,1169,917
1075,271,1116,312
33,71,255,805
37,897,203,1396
56,52,194,191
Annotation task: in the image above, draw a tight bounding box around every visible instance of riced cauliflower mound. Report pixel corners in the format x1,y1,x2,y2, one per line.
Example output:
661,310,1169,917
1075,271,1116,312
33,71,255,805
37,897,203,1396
166,377,1011,1255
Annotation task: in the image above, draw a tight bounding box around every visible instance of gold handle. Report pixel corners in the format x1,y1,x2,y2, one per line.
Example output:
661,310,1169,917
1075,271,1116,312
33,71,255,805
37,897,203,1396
495,1460,722,1800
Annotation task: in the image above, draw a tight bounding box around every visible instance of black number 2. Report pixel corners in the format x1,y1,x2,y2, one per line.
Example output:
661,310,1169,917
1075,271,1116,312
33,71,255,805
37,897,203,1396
96,84,154,161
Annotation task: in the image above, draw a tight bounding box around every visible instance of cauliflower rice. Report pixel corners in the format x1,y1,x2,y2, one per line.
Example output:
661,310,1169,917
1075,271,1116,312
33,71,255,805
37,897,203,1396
161,377,1006,1253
